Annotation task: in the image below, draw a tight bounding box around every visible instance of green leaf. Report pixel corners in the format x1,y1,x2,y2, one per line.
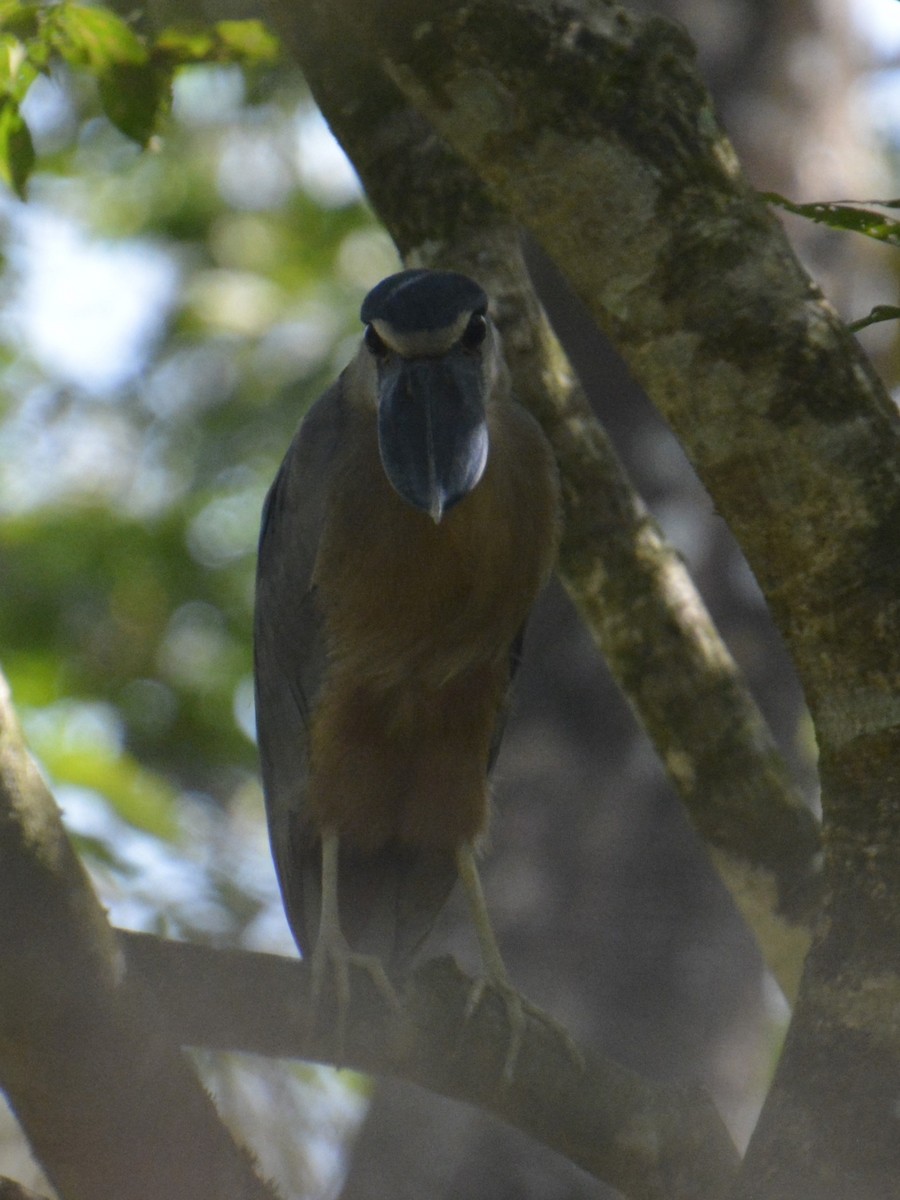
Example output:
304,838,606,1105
846,305,900,333
48,744,178,838
4,654,62,707
0,2,41,41
51,3,147,71
0,32,39,99
763,192,900,246
68,830,135,872
154,24,217,63
213,19,279,65
0,95,34,196
98,60,170,145
155,19,279,67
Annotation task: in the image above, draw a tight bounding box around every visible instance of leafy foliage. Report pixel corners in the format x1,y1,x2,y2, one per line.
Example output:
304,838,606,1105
0,7,398,920
0,4,393,1187
763,192,900,246
0,2,279,189
0,93,33,192
764,192,900,331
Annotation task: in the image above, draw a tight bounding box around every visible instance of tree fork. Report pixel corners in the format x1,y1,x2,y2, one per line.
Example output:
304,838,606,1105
287,1,900,1195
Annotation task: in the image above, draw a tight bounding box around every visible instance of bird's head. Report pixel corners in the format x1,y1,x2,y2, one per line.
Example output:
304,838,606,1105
358,268,499,524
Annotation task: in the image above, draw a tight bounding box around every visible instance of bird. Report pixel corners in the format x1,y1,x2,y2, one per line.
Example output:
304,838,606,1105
254,268,560,1075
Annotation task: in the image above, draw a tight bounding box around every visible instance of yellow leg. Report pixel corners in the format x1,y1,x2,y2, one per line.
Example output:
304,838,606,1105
456,843,585,1084
456,842,512,982
456,843,527,1082
309,831,402,1063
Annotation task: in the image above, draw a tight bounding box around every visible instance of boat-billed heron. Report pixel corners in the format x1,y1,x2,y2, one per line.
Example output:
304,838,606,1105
254,268,560,1073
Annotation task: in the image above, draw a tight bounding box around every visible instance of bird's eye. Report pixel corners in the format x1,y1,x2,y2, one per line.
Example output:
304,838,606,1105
461,312,487,351
364,324,388,356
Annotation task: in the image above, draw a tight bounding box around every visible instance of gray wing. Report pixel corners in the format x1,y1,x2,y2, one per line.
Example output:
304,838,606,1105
254,382,459,970
254,380,519,971
254,383,341,956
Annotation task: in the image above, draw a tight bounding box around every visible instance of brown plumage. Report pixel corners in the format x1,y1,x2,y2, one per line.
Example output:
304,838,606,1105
310,379,557,850
254,269,559,1054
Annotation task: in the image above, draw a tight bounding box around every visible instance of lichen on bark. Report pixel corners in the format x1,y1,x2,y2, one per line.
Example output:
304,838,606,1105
312,0,900,1194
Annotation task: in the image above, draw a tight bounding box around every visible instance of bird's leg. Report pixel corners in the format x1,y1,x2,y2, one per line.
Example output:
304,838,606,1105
456,842,528,1082
456,843,584,1085
309,831,403,1063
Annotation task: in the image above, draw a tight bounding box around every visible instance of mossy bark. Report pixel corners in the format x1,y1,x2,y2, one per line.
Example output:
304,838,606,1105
292,1,900,1195
0,673,276,1200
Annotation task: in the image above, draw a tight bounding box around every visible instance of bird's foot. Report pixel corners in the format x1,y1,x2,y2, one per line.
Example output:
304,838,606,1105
453,845,584,1084
308,931,403,1065
463,972,526,1084
462,974,586,1087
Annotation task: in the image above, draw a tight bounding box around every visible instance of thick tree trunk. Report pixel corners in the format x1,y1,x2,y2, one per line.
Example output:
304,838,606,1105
289,1,900,1196
0,674,276,1200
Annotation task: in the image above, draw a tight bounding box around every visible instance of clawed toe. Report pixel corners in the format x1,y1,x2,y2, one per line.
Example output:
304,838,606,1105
308,934,403,1064
460,975,585,1085
454,846,583,1085
462,975,526,1082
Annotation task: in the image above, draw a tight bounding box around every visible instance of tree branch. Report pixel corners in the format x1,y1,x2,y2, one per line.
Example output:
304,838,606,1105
266,0,820,1000
315,0,898,748
120,929,740,1200
286,2,900,1195
0,670,277,1200
0,1180,52,1200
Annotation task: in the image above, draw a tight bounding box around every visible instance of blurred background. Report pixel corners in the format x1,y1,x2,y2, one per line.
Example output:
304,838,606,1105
1,0,899,1195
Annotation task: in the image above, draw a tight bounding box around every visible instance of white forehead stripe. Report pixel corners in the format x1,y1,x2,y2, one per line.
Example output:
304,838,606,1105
371,310,474,357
